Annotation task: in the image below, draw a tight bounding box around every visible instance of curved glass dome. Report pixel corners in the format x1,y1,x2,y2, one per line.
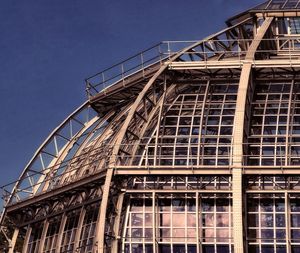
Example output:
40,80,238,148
3,1,300,253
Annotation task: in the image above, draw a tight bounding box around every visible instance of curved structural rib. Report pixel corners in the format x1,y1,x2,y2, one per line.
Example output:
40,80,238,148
2,102,96,201
231,17,273,253
96,18,255,253
6,2,300,253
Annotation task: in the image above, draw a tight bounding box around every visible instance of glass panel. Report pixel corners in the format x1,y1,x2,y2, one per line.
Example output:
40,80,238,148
122,190,232,252
173,245,185,253
202,245,215,253
261,245,274,253
261,214,273,227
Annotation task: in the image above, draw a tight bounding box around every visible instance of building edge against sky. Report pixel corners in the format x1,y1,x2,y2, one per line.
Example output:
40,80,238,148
4,0,300,252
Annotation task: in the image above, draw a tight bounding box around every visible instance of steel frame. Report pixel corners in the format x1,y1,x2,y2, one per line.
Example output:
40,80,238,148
5,2,300,253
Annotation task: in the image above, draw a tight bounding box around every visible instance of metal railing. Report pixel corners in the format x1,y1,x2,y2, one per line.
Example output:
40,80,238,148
85,41,200,97
85,42,168,98
5,36,300,210
0,145,110,206
172,38,300,64
85,37,300,98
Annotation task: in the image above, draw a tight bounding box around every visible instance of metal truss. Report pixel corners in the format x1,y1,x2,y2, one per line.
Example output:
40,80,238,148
5,2,300,253
92,17,256,253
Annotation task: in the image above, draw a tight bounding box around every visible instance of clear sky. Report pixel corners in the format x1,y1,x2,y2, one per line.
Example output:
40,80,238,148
0,0,262,188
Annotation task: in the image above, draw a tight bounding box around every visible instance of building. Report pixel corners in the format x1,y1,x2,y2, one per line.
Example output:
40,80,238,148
3,0,300,252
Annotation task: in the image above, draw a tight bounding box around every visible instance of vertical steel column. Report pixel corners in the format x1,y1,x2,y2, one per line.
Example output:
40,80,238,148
197,81,210,166
285,192,291,253
152,192,157,253
73,207,86,251
8,228,19,253
56,213,67,253
232,17,273,253
37,220,49,252
196,192,201,253
95,65,168,253
93,21,251,253
231,168,244,253
154,75,166,167
111,192,125,253
22,226,32,253
94,170,114,253
286,80,295,166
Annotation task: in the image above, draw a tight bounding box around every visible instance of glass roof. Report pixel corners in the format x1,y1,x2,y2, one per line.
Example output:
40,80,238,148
253,0,300,11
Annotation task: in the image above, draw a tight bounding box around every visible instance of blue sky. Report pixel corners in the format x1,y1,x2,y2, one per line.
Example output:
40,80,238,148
0,0,262,187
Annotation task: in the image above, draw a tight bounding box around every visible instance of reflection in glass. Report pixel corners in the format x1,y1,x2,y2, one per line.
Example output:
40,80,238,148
132,244,143,253
145,245,153,253
145,213,152,226
216,213,229,227
261,200,273,212
173,244,185,253
276,214,285,227
173,213,186,227
291,229,300,239
173,228,185,241
216,245,230,253
216,229,229,242
203,228,214,242
202,245,214,253
144,228,152,241
291,214,300,227
187,245,197,253
187,214,196,227
132,213,143,226
203,214,214,227
276,245,286,253
159,244,171,253
261,245,274,253
160,213,170,226
291,199,300,212
261,214,273,227
261,229,274,241
276,229,286,240
202,199,214,212
292,245,300,253
123,193,232,253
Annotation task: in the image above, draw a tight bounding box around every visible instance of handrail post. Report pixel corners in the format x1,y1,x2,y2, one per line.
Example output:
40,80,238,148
203,41,206,66
121,63,125,87
145,143,148,169
289,38,292,64
85,80,91,99
102,72,105,92
238,39,241,67
141,53,145,77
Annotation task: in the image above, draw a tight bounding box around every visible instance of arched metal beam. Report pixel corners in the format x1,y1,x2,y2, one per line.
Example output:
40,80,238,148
55,112,112,186
2,15,256,253
109,83,180,252
127,84,179,166
95,18,256,253
0,102,100,251
1,102,97,208
232,17,273,253
96,66,168,253
57,108,122,184
93,76,170,252
8,228,19,253
21,226,31,253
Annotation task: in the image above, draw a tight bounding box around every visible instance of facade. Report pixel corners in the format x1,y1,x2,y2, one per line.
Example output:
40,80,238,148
4,0,300,252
